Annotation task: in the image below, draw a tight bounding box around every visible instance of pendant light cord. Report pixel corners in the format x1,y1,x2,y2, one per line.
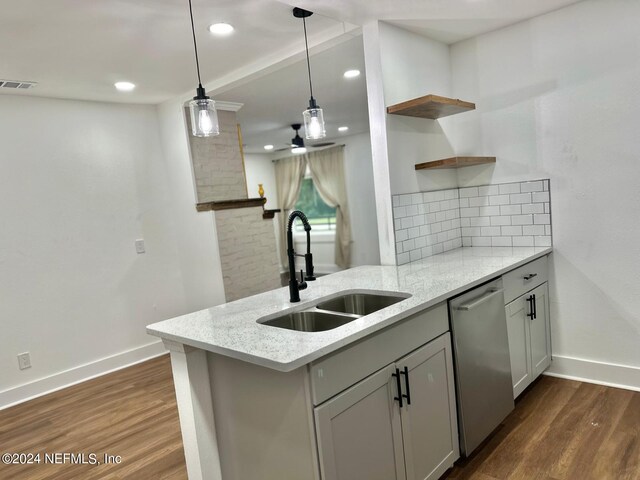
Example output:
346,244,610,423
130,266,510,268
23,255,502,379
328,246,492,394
302,16,314,100
188,0,203,86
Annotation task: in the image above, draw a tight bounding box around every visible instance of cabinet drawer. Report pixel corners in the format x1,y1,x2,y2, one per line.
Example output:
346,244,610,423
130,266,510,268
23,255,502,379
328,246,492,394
503,256,548,304
309,303,448,406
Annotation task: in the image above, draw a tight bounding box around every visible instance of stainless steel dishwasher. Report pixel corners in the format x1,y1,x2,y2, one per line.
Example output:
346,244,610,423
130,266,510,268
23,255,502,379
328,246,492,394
449,278,514,457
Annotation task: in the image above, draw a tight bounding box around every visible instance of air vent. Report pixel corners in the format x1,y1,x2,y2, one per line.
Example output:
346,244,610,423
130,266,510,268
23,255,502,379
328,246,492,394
0,80,38,90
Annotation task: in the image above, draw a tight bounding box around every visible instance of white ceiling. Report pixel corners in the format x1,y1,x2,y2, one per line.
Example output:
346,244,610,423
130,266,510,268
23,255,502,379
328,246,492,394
0,0,584,104
278,0,584,44
218,35,369,154
0,0,344,104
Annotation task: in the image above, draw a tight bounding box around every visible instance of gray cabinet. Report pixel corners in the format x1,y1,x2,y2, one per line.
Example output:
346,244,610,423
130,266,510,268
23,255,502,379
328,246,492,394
314,333,458,480
506,282,551,398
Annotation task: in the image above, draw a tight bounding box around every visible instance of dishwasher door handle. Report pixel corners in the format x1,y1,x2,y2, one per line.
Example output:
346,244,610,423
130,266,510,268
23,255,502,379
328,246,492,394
456,288,504,311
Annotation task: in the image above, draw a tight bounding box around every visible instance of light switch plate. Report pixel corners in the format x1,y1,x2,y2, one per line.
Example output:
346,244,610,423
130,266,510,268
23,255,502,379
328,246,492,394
135,239,145,254
18,352,31,370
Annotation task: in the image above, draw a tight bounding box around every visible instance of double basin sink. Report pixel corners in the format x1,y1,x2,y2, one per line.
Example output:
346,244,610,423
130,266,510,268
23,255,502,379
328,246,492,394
259,292,410,333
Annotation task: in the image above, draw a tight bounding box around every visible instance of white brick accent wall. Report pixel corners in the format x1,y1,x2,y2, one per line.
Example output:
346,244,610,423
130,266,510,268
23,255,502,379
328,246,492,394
186,109,248,203
215,207,281,302
392,180,552,265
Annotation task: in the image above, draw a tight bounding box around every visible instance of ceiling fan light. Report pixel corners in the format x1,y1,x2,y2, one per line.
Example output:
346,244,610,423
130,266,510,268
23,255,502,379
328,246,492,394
291,146,307,154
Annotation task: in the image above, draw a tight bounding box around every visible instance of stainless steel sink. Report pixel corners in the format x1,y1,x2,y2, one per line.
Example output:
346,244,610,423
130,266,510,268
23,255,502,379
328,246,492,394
261,310,360,332
316,293,407,316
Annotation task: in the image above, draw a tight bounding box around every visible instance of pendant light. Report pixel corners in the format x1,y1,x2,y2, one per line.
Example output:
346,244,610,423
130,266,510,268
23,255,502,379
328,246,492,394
293,8,326,140
187,0,219,137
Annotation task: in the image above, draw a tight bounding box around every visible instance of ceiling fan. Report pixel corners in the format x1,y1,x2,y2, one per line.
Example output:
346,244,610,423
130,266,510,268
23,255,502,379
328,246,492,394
273,124,335,152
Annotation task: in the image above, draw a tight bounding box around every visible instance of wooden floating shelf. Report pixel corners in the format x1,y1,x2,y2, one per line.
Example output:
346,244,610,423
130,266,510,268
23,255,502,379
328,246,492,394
196,197,266,212
415,157,496,171
387,94,475,119
262,208,281,220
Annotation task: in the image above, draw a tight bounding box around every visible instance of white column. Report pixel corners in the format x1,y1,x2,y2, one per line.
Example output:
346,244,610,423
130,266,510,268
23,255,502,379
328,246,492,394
165,340,222,480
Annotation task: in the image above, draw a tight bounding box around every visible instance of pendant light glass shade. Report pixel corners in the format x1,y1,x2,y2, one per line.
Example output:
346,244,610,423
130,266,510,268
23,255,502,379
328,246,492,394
189,88,219,137
187,0,219,138
303,106,325,140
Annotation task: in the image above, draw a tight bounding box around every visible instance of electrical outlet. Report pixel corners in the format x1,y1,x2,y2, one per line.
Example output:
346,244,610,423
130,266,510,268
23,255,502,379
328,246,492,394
17,352,31,370
135,239,145,254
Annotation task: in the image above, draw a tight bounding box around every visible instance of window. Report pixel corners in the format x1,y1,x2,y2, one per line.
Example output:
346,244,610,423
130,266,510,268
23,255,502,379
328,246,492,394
294,177,336,231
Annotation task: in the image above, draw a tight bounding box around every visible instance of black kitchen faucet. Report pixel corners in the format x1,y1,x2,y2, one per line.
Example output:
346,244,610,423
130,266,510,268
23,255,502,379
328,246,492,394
286,210,316,302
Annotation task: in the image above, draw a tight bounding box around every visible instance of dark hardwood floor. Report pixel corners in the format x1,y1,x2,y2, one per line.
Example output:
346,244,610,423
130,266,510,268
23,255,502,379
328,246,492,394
0,355,187,480
0,355,638,480
444,376,640,480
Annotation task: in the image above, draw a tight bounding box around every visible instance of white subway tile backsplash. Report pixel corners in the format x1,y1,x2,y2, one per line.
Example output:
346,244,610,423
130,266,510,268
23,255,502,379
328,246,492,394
513,236,534,247
521,181,543,193
490,195,511,206
523,225,545,236
534,236,552,247
471,216,491,227
522,203,544,214
512,214,534,225
481,226,501,236
491,216,511,226
492,237,512,247
501,226,523,236
479,206,501,216
392,180,551,265
532,191,550,203
534,214,551,225
478,185,499,196
406,204,418,216
509,193,532,204
499,183,521,194
500,204,521,216
460,187,479,198
469,196,490,207
460,207,480,217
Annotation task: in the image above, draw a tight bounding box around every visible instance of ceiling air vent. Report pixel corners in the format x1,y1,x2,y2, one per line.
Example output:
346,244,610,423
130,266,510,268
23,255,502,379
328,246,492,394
0,80,38,90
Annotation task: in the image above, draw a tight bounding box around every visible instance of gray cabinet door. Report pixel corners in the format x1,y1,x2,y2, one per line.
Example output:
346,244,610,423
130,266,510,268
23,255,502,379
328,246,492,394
530,283,552,376
506,282,552,398
314,364,406,480
398,333,459,480
506,294,533,398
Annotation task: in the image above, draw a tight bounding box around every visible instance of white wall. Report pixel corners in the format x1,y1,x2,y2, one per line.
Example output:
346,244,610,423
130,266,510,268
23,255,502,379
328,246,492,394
244,153,277,209
0,95,225,407
378,22,458,195
445,0,640,387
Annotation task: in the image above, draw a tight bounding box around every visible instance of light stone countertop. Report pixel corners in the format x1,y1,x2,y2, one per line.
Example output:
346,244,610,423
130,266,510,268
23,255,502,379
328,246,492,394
147,246,552,372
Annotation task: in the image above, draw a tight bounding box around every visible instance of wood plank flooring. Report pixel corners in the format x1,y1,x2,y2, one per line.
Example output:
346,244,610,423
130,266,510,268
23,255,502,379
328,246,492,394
444,376,640,480
0,355,187,480
0,356,638,480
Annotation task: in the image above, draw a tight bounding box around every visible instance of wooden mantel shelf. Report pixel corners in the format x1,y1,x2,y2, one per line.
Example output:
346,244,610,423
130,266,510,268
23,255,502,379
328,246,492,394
387,94,475,119
262,209,281,220
196,197,266,212
415,156,496,171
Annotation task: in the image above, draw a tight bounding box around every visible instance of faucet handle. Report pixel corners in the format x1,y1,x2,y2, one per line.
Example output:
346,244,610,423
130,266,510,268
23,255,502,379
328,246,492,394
298,270,308,290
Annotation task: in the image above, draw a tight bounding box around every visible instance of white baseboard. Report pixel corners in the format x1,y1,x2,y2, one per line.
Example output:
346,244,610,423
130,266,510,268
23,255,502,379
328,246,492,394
0,341,168,410
544,354,640,392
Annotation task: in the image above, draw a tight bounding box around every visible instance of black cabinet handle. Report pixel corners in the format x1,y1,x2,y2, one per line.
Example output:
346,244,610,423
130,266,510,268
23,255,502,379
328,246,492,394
392,368,403,408
524,273,538,280
526,295,535,319
532,293,537,319
400,366,411,405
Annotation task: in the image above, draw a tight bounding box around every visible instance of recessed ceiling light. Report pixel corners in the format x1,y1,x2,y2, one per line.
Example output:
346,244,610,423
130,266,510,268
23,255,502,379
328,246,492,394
338,126,349,132
264,144,274,151
343,69,361,79
209,23,234,35
114,81,135,92
291,147,307,154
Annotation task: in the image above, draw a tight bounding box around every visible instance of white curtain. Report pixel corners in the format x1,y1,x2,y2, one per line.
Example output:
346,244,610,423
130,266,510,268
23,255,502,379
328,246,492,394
306,146,351,269
274,156,306,270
